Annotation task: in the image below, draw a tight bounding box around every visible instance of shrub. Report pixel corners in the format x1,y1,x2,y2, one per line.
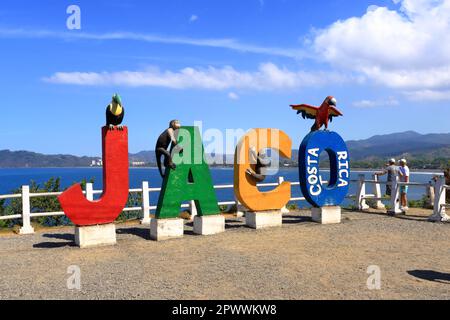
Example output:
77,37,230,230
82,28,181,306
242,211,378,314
1,177,97,228
408,195,429,209
117,191,143,222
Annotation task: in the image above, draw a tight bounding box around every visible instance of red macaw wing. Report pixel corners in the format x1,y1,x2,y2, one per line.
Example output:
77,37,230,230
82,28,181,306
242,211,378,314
290,104,318,120
329,106,343,117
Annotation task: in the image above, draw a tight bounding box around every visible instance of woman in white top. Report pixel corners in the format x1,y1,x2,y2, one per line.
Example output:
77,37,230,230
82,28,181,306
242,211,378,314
398,159,410,211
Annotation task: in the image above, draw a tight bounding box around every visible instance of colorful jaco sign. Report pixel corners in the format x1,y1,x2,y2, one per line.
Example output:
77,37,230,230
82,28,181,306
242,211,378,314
58,126,350,226
58,126,129,226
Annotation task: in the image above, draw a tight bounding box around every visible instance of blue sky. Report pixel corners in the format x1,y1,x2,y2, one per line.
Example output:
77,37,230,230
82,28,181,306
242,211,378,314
1,0,449,156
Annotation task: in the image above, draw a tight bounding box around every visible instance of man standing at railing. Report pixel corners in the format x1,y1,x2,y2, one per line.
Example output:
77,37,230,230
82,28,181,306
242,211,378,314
398,159,410,212
375,158,398,196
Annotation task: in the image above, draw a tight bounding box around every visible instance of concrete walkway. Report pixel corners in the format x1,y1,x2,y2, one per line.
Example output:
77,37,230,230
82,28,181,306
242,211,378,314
0,209,449,299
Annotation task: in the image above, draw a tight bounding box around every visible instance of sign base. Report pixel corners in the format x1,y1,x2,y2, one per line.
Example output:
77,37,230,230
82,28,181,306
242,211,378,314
311,206,341,224
150,218,184,241
75,223,116,248
245,211,282,229
193,215,225,235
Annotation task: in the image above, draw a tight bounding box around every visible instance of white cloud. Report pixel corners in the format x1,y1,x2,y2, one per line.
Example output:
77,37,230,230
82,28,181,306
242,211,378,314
0,28,306,59
352,97,399,108
312,0,450,100
7,0,450,101
43,63,352,90
189,15,198,23
404,89,450,101
228,92,239,100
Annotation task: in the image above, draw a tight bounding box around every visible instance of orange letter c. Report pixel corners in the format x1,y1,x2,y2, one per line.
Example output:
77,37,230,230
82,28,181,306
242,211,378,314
233,128,292,211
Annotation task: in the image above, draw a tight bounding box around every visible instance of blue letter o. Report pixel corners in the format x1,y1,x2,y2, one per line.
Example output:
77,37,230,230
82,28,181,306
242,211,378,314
299,131,350,207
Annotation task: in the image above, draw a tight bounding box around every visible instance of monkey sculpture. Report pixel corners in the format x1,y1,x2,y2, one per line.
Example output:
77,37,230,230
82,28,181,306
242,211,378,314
245,146,271,183
155,120,182,178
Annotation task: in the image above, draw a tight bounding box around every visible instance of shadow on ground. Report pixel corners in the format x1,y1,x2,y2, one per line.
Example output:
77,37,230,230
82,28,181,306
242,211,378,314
396,215,430,223
282,215,311,224
42,233,74,241
33,233,75,249
407,270,450,284
116,227,150,240
225,219,247,230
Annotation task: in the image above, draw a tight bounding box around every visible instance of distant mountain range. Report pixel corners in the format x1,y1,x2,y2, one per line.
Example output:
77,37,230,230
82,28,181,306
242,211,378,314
346,131,450,161
1,131,449,168
0,150,99,168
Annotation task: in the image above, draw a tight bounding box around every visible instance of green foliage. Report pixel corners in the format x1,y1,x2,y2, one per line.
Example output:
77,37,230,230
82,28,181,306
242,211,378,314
1,176,151,228
31,178,67,226
4,177,71,227
0,199,4,214
0,199,9,228
286,203,299,211
79,177,95,190
117,191,143,222
351,158,449,170
408,195,430,209
0,176,97,228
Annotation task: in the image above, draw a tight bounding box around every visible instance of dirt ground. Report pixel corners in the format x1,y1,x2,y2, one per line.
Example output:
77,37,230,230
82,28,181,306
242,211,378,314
0,209,449,300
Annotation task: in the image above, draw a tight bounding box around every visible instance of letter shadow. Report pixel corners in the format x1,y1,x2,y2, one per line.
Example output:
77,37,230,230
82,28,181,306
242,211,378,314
225,219,247,230
282,215,312,224
33,233,75,249
395,215,430,223
407,270,450,284
116,226,151,240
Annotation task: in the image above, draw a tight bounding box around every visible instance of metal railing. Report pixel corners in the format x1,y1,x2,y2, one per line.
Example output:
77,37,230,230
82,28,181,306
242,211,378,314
351,173,448,222
1,173,447,235
0,176,304,234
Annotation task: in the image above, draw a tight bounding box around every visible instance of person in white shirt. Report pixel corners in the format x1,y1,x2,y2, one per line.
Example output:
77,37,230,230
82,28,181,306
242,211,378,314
398,159,410,211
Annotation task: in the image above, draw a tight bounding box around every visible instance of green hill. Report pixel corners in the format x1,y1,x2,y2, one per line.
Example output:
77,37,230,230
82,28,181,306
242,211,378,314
1,131,449,169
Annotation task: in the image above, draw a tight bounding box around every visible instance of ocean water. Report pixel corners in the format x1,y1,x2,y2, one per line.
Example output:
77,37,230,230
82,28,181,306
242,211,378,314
0,167,442,208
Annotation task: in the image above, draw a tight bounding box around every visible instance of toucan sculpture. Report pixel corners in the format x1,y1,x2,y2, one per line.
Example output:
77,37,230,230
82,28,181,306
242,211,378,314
106,93,125,130
291,96,343,131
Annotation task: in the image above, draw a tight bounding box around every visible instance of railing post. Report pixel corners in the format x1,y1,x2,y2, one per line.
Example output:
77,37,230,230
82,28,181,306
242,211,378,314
388,177,402,215
86,183,94,201
278,176,290,213
19,185,34,235
372,174,385,210
189,200,198,221
429,176,449,222
356,174,369,210
140,181,151,225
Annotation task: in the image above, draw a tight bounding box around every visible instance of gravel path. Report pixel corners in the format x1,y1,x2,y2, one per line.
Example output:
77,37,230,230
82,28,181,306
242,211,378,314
0,209,449,300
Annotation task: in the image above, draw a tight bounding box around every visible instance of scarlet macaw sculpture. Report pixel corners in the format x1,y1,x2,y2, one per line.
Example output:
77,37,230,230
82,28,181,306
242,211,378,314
291,96,343,131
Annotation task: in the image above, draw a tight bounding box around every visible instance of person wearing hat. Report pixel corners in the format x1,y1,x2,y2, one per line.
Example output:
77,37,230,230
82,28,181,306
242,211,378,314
376,158,399,196
398,159,410,211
